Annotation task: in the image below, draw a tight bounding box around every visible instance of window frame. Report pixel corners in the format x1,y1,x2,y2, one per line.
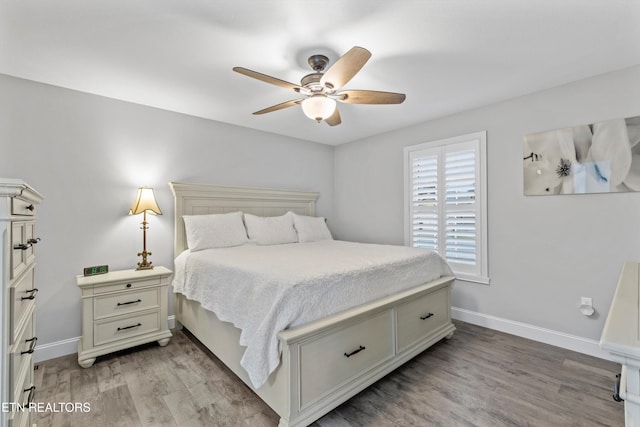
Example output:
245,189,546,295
404,131,489,284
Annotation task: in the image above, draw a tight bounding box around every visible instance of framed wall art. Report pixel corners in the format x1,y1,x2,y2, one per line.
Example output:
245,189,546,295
524,115,640,195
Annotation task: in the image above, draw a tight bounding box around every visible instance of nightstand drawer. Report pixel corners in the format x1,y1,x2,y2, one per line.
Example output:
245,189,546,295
94,311,161,346
9,311,35,398
92,277,162,295
10,268,36,342
94,287,160,320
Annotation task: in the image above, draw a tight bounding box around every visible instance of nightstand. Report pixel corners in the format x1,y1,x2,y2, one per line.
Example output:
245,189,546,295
76,266,172,368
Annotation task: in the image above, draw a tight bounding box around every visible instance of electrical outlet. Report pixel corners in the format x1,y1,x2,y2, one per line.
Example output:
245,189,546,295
581,297,592,306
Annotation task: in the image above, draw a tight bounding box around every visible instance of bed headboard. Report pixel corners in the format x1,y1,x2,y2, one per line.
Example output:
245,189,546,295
169,182,319,257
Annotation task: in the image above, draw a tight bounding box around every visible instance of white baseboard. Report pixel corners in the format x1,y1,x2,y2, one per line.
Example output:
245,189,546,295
451,306,613,361
34,315,176,363
34,312,611,364
34,336,80,363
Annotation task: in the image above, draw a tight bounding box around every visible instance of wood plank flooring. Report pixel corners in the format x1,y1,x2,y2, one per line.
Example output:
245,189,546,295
32,320,624,426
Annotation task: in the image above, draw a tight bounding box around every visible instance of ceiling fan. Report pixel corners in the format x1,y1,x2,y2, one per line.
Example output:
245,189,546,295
233,46,406,126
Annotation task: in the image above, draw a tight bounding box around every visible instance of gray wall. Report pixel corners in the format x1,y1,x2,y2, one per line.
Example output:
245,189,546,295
333,65,640,341
0,74,334,346
3,64,639,355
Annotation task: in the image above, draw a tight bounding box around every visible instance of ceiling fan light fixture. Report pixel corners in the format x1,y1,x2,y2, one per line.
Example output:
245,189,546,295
234,46,405,126
301,95,336,122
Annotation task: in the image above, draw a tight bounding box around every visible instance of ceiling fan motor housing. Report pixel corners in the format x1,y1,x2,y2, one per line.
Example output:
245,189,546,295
307,54,329,72
300,73,328,92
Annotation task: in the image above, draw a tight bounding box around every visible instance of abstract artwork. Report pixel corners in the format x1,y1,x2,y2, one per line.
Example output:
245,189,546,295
524,115,640,195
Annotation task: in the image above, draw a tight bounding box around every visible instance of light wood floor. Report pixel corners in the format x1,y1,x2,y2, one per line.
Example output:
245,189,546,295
32,320,624,426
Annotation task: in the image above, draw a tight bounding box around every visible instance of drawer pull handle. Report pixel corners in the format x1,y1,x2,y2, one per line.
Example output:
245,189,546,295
27,237,41,244
420,313,434,320
117,299,142,306
21,337,38,355
613,373,624,402
26,204,35,212
117,323,142,331
126,283,132,288
21,288,39,300
344,345,366,358
23,386,36,405
13,243,32,250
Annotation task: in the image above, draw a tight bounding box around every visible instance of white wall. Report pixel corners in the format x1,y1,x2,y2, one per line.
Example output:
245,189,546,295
333,65,640,343
0,74,334,354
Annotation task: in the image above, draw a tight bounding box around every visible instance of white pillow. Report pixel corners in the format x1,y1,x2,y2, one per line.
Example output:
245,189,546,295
244,212,298,245
183,211,248,251
291,212,333,242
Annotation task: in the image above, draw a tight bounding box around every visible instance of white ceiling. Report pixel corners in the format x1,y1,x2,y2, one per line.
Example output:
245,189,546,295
1,1,639,145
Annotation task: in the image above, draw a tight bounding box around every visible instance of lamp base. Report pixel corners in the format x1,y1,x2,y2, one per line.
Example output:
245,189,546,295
136,250,154,270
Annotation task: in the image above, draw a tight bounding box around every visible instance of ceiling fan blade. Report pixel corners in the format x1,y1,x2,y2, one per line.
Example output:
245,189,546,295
233,67,301,91
320,46,371,89
325,107,341,126
336,90,406,104
253,99,302,115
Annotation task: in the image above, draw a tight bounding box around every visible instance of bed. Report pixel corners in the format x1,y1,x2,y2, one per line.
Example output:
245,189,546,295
169,181,456,427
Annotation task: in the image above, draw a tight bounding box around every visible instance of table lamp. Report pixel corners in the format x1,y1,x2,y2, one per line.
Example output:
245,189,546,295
130,187,162,270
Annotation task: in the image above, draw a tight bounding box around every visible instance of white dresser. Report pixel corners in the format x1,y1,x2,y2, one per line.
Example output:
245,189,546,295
0,179,43,427
76,267,172,368
600,262,640,426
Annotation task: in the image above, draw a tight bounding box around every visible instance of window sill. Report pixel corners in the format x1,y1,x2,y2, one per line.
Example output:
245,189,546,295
453,273,490,285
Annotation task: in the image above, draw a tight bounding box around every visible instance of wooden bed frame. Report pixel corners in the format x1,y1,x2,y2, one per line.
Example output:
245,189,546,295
169,181,456,427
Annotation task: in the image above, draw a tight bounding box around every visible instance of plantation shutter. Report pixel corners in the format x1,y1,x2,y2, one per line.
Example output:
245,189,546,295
410,153,439,251
444,142,478,266
406,133,487,283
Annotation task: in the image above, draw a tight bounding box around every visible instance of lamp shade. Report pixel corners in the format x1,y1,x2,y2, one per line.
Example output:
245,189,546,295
130,187,162,215
301,95,336,122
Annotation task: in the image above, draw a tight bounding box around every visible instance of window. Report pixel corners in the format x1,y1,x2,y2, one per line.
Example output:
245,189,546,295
404,131,488,284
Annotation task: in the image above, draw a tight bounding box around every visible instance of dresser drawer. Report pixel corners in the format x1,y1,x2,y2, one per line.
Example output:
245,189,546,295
8,367,34,427
396,287,449,352
12,198,36,216
11,222,26,279
9,350,34,409
10,269,37,342
7,407,30,427
94,310,161,346
91,276,162,295
10,221,36,280
24,221,36,266
94,287,160,320
298,309,394,408
9,312,36,398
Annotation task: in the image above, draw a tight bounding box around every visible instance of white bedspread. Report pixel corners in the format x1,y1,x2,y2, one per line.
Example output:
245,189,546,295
172,240,453,388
